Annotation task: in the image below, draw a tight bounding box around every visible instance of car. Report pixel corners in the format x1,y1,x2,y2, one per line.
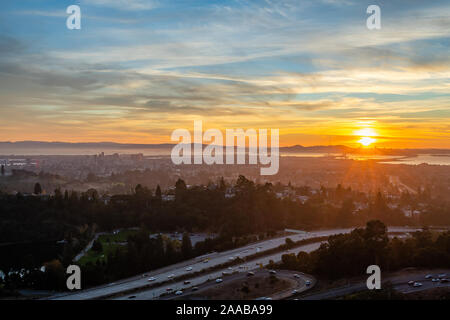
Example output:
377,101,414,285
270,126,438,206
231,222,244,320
222,271,231,276
413,282,422,287
438,274,447,278
216,278,223,283
185,267,193,271
192,287,199,291
269,270,277,275
425,274,433,279
167,274,175,279
175,290,183,295
166,288,173,292
408,280,415,286
305,280,311,286
432,278,440,282
184,280,191,285
148,277,156,282
294,274,300,278
291,290,298,294
440,278,449,283
229,257,235,260
203,259,209,263
142,274,148,277
128,295,136,299
247,271,255,276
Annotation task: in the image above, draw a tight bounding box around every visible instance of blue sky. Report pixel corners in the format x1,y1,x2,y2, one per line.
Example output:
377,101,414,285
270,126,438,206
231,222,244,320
0,0,449,147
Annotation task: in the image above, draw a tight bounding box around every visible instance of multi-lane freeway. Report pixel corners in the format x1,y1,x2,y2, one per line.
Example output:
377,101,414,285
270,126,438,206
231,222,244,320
115,242,322,300
159,269,315,300
48,227,420,300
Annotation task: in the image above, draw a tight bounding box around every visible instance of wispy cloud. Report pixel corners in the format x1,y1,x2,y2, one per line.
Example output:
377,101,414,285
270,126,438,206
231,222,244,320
0,0,449,147
83,0,158,11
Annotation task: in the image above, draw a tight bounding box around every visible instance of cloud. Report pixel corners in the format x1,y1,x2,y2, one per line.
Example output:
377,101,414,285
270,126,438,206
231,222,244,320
0,1,449,147
83,0,158,11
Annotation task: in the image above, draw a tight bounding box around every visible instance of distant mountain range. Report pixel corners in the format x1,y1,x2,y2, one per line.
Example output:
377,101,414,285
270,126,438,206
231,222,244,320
1,141,449,156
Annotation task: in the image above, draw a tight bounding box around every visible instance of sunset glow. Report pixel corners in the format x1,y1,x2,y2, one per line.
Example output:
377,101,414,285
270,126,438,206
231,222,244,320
0,1,448,149
358,137,376,147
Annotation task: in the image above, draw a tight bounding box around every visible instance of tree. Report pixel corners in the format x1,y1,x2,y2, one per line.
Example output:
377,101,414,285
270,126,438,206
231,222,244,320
337,199,355,227
175,178,187,191
92,240,103,252
155,185,162,200
364,220,388,265
43,259,66,290
175,178,187,200
181,232,193,259
34,182,42,195
285,237,295,249
218,177,226,191
135,184,143,195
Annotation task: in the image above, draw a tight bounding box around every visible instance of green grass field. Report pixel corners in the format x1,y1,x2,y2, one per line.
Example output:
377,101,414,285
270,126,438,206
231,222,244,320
78,229,139,266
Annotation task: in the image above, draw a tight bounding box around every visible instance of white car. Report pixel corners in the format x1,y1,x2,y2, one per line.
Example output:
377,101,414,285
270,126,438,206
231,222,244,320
305,280,311,286
269,270,277,275
438,274,447,278
185,267,193,271
425,274,432,279
291,290,298,294
294,274,300,278
413,282,422,287
175,290,183,295
147,277,156,282
432,278,440,282
167,274,175,279
216,278,223,283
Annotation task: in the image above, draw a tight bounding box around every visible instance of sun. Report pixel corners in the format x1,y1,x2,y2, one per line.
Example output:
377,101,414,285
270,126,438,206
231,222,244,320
358,136,376,147
354,128,377,137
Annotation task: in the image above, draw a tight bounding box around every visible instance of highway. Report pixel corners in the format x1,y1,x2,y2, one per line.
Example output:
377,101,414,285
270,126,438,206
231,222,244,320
160,269,315,300
48,227,419,300
114,242,322,300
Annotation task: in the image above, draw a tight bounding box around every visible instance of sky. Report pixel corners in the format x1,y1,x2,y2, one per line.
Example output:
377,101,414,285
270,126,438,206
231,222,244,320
0,0,449,148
